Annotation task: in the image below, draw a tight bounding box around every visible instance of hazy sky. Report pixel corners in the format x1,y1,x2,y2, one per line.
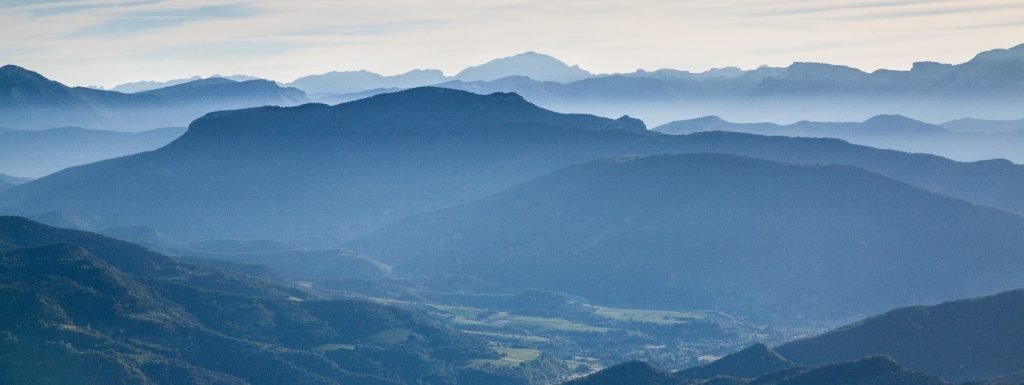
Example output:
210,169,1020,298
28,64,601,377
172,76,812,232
2,0,1023,87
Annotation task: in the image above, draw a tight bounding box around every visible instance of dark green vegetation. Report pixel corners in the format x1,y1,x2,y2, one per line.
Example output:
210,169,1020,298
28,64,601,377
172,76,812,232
350,154,1024,316
0,126,185,178
777,290,1024,382
0,216,571,385
654,115,1024,163
0,65,307,130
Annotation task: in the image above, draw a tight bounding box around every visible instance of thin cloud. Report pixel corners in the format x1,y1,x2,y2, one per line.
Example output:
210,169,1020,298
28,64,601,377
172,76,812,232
834,1,1024,20
747,0,952,16
29,0,163,17
2,0,1021,87
74,3,259,36
0,0,77,8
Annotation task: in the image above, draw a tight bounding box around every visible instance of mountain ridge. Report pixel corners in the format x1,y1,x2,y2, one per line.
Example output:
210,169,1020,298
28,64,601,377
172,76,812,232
348,153,1024,316
0,66,308,130
653,114,1024,163
776,289,1024,382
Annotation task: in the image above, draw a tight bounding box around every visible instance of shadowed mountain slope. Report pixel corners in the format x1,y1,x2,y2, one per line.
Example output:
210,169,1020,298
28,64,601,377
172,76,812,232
349,154,1024,316
777,289,1024,382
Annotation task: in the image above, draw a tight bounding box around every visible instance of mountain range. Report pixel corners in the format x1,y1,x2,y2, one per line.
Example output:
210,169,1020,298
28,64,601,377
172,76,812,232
5,88,1024,319
0,65,307,131
287,52,591,98
436,44,1024,125
25,44,1024,130
653,114,1024,163
288,69,448,96
0,216,567,385
348,153,1024,316
0,87,650,242
0,126,185,178
7,43,1024,385
3,87,1024,251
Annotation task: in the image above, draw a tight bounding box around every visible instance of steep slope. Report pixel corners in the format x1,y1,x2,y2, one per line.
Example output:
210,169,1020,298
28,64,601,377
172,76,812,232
0,216,563,385
0,66,307,130
455,52,593,83
4,87,1024,246
0,126,185,178
776,289,1024,382
349,154,1024,316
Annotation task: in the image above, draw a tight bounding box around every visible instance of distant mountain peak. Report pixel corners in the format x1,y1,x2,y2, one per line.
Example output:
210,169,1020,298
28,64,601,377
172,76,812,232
455,52,593,83
861,114,947,133
693,115,728,123
0,64,28,72
863,114,916,124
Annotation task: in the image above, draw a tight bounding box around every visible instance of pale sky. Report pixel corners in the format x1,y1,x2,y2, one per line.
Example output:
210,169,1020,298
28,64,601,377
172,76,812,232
2,0,1023,88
